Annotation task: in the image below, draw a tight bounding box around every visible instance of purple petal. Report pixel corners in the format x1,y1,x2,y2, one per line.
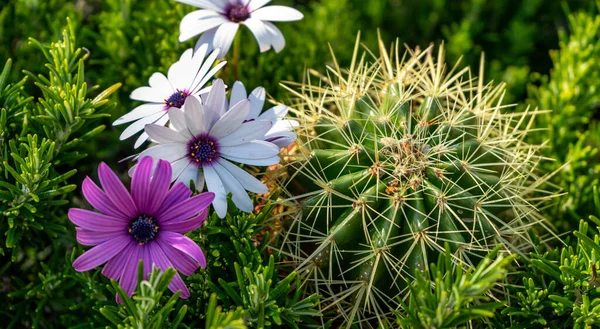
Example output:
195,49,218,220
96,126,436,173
82,177,128,219
102,242,135,280
117,246,143,303
73,235,132,272
76,228,126,246
157,192,214,223
147,160,173,216
159,231,206,268
160,210,208,233
148,243,191,298
98,162,138,219
131,157,153,212
159,241,200,276
69,208,128,232
156,182,192,214
142,245,152,280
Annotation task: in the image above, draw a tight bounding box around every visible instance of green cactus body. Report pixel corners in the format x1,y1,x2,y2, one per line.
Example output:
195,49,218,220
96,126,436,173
280,37,555,327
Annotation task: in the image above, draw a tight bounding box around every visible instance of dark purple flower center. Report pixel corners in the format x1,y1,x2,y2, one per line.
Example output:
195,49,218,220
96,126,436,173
189,135,219,165
129,215,159,245
226,2,250,22
164,89,189,109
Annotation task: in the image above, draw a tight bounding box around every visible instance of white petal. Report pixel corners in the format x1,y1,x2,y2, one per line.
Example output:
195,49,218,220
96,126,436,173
180,10,224,37
203,164,227,218
251,6,303,21
209,100,250,139
139,144,188,162
212,161,253,212
218,120,272,146
190,48,227,94
270,118,299,132
219,140,279,159
119,111,166,140
149,72,173,93
221,154,280,166
176,0,226,12
218,158,268,193
167,49,194,89
258,104,287,120
113,104,164,126
213,22,240,59
170,158,193,182
248,87,265,119
243,18,272,52
229,81,247,109
268,135,296,148
130,86,165,103
134,132,150,149
193,61,227,95
176,163,199,187
168,108,193,138
194,43,209,63
133,114,169,148
194,27,218,53
180,15,227,43
183,95,214,136
249,0,271,11
263,21,285,52
205,79,227,117
145,124,189,144
196,171,206,191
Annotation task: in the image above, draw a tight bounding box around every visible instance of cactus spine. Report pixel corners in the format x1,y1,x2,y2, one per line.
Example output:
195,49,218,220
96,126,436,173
278,35,555,327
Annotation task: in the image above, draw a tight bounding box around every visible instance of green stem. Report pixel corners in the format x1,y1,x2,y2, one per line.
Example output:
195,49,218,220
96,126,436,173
232,32,241,81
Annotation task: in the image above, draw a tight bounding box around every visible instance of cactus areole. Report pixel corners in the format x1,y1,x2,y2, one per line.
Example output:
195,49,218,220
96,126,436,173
281,37,553,326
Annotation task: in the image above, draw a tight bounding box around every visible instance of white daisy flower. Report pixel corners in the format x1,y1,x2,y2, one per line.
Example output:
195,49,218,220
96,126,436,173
177,0,304,58
137,79,280,218
114,44,226,148
227,81,298,148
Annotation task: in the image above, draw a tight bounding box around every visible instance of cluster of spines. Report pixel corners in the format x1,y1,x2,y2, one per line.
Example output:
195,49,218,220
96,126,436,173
275,36,556,328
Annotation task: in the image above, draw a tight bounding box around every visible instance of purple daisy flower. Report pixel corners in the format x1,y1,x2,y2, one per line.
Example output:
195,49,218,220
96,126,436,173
70,156,214,301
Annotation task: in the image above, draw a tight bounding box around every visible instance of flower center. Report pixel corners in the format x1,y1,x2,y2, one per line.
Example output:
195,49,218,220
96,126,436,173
128,215,159,245
164,89,189,109
189,135,219,165
227,2,250,22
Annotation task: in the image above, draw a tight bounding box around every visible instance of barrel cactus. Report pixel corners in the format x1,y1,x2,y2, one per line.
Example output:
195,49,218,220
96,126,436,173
278,37,555,327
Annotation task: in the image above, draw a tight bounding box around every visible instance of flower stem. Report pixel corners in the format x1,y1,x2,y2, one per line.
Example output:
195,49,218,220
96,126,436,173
232,32,241,81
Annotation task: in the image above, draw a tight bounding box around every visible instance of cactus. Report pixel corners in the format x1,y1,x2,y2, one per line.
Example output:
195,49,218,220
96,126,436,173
277,35,557,327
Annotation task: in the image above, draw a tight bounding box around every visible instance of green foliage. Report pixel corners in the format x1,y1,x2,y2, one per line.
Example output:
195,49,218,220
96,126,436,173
499,195,600,328
0,19,120,255
210,255,320,329
100,263,189,329
0,20,121,329
205,293,247,329
187,203,322,328
527,8,600,226
2,248,113,328
395,244,515,329
278,35,555,327
0,0,83,85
